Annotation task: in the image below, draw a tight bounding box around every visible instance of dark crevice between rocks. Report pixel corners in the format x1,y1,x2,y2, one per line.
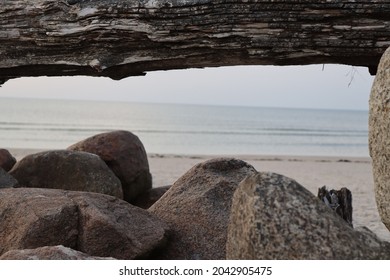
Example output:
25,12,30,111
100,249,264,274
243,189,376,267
142,230,172,260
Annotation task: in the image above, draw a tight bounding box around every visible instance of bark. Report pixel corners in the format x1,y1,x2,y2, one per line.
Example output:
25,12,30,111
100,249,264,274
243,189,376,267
318,186,353,227
0,0,389,85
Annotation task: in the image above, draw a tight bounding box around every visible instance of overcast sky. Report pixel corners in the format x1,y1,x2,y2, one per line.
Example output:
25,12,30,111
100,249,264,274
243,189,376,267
0,64,374,111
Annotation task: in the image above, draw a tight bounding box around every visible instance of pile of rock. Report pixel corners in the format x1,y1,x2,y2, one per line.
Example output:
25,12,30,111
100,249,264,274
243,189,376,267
1,129,390,260
0,188,169,259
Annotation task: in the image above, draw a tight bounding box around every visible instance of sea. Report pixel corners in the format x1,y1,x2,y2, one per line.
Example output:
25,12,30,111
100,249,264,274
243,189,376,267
0,97,369,157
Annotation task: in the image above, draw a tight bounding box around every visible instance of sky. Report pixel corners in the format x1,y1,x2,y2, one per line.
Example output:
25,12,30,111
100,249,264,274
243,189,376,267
0,64,374,111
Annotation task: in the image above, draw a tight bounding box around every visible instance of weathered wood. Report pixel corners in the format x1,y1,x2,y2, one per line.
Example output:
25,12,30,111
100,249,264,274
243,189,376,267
1,0,390,85
318,186,353,227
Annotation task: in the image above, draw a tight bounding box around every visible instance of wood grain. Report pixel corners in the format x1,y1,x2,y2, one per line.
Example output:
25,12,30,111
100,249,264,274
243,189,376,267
1,0,389,84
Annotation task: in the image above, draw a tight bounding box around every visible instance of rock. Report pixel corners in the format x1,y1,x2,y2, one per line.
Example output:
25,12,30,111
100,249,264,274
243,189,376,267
68,130,152,203
0,188,170,259
0,188,79,256
9,150,123,199
226,172,390,259
149,158,257,259
0,149,16,172
369,46,390,231
132,186,171,209
0,245,115,260
0,168,18,188
70,190,169,259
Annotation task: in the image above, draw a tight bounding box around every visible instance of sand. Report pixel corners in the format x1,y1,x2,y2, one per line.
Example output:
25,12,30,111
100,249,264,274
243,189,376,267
8,148,390,242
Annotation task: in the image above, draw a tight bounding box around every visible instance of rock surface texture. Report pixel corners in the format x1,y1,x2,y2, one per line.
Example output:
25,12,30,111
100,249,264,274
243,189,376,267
226,172,390,259
0,149,16,171
149,158,257,259
0,1,389,84
369,46,390,232
68,130,152,202
9,150,123,199
0,168,18,188
0,245,115,260
0,188,169,259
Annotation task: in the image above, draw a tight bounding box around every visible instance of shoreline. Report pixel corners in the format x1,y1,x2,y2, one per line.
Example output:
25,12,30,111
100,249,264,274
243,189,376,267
6,148,390,242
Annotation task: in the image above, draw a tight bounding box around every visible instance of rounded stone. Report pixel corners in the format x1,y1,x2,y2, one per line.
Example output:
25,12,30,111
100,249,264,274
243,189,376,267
369,46,390,231
0,149,16,172
227,172,390,259
149,158,257,259
9,150,123,199
68,130,152,203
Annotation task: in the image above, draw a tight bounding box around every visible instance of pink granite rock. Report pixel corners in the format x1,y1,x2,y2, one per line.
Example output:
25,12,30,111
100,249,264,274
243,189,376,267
68,130,152,203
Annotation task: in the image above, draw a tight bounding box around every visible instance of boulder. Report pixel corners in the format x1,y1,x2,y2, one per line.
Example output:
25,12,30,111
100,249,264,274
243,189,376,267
0,188,170,259
226,172,390,259
369,46,390,231
68,130,152,203
0,149,16,171
0,245,115,260
149,158,257,259
132,186,171,209
0,188,79,256
70,190,169,259
9,150,123,199
0,168,18,188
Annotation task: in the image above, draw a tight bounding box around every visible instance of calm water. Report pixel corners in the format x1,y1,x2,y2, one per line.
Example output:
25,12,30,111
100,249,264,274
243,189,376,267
0,97,369,157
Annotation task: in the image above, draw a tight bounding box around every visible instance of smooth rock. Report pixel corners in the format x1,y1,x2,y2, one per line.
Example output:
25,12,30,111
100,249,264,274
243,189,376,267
369,46,390,231
0,188,170,259
0,149,16,172
0,167,18,188
9,150,123,199
68,130,152,203
149,158,257,259
132,186,171,209
226,172,390,259
0,245,115,260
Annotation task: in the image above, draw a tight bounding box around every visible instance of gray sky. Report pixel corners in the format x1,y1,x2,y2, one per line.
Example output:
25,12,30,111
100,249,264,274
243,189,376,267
0,64,374,110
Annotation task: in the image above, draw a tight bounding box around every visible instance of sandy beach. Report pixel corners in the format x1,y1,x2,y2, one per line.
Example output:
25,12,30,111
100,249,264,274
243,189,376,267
8,148,390,242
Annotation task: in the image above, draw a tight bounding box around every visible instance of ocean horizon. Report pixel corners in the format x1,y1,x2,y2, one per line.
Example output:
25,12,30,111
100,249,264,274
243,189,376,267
0,97,369,157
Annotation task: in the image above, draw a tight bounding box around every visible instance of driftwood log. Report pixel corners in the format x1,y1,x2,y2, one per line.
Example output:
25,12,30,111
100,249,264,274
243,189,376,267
0,0,390,85
318,186,353,227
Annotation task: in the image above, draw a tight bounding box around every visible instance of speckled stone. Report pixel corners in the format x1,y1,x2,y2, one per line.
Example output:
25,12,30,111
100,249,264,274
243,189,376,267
0,245,115,260
10,150,123,199
0,188,169,259
149,158,257,260
226,172,390,259
369,47,390,232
